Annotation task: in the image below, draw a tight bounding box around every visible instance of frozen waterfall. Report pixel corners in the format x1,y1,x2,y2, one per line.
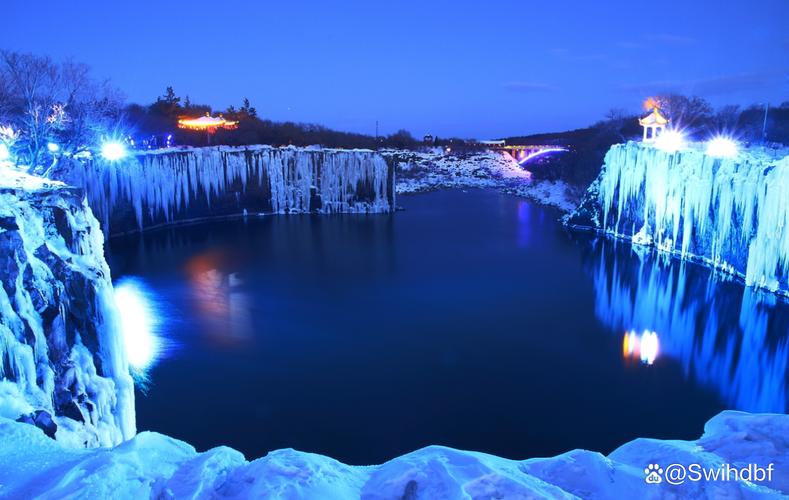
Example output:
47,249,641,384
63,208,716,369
62,145,395,236
589,141,789,295
0,168,135,447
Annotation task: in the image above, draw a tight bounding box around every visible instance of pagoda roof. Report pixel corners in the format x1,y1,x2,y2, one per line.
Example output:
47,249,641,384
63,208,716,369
639,108,669,126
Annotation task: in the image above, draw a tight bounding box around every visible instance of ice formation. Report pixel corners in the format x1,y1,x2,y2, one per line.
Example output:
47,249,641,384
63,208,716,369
577,141,789,294
60,145,394,236
591,239,789,413
0,410,785,498
0,167,134,447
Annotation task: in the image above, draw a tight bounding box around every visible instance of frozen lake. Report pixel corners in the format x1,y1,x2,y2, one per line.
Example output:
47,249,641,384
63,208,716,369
108,189,789,464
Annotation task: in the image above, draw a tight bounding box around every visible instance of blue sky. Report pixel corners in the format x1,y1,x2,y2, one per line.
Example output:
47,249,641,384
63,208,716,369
4,0,788,138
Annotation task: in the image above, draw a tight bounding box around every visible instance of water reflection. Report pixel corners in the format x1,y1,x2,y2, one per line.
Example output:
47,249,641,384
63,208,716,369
623,329,659,365
114,277,166,372
185,251,253,345
590,239,789,412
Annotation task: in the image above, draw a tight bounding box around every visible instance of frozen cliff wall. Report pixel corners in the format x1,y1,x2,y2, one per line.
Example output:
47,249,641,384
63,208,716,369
567,141,789,295
59,145,395,236
0,168,134,447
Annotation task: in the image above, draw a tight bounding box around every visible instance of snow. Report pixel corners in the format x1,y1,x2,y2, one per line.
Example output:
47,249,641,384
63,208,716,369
0,410,785,498
384,149,578,212
60,145,393,236
596,141,789,295
0,168,134,447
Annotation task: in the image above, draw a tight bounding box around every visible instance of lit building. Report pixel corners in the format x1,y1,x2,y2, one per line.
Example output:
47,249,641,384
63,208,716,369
639,107,668,143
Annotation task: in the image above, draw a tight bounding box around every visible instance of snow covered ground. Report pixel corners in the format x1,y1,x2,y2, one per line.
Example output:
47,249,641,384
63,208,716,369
0,410,785,499
384,149,578,212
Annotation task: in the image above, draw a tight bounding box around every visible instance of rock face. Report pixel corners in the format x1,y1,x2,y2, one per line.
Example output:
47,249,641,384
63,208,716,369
0,169,134,447
58,145,395,237
567,141,789,295
0,410,785,498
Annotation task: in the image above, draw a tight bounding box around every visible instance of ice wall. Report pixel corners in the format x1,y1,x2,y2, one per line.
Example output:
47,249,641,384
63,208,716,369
0,168,135,447
568,141,789,295
61,145,394,236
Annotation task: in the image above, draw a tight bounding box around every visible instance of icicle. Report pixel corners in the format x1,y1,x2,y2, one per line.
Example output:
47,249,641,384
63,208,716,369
597,141,789,295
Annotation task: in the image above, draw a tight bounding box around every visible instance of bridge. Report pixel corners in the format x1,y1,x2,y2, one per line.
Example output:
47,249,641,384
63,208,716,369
494,145,569,165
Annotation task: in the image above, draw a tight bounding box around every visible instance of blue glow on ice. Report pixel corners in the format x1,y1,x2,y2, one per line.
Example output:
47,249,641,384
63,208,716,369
101,141,127,161
654,129,686,152
706,136,738,158
0,144,9,161
115,277,163,371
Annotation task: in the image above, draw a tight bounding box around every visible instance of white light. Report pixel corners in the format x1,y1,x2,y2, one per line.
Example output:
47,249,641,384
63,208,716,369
47,142,59,153
101,141,127,161
706,137,738,158
0,144,9,161
654,130,686,153
115,278,161,371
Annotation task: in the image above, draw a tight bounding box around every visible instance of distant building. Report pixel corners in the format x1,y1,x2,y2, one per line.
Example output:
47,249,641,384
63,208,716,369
639,107,668,143
423,134,434,144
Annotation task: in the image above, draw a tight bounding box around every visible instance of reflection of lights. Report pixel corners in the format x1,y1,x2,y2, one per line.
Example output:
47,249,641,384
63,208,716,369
0,144,9,162
101,141,127,161
115,277,162,371
623,329,659,365
47,142,59,152
654,129,686,153
706,137,738,158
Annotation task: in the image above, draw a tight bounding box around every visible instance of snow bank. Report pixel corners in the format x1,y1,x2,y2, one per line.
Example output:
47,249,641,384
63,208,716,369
0,167,134,447
0,410,785,498
568,141,789,295
59,145,394,236
384,149,578,212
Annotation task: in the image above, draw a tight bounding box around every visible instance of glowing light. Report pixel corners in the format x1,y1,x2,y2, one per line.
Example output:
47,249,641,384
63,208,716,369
115,277,162,371
706,137,738,158
622,329,659,365
47,142,59,152
654,129,686,153
101,141,127,161
177,114,238,133
517,147,568,164
0,144,9,162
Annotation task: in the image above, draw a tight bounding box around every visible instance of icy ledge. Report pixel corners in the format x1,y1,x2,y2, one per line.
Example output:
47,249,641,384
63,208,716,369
567,141,789,295
58,145,395,237
0,167,134,447
0,411,785,498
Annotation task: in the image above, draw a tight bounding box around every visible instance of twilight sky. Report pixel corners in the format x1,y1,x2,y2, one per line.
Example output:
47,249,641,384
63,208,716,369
4,0,788,138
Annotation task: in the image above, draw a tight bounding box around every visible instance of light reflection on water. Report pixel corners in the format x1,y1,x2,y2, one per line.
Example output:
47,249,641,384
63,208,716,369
185,251,254,346
114,276,168,372
591,239,789,413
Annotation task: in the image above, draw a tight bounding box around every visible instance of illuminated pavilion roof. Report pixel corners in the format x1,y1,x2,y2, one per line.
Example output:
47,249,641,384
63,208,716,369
639,107,669,126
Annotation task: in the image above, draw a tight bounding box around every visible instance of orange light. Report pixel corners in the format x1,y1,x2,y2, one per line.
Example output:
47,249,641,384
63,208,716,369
177,114,239,133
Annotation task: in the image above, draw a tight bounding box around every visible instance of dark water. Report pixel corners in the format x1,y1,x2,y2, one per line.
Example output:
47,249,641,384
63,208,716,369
108,189,789,465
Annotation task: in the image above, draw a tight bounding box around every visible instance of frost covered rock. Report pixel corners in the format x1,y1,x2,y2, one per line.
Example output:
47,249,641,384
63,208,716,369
58,145,394,236
384,149,578,212
0,167,134,447
0,411,785,498
567,141,789,295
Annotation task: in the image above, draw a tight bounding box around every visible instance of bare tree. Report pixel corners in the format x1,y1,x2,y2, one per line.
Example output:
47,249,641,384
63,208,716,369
0,50,124,172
